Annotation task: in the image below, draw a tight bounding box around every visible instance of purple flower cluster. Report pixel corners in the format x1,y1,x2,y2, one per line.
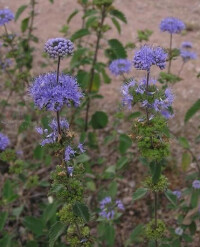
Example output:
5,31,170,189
44,38,74,58
0,132,10,151
109,59,132,76
180,49,197,62
181,41,193,49
192,180,200,189
0,8,14,26
133,45,167,71
36,118,69,146
67,166,74,176
29,72,83,111
160,17,185,34
0,58,12,70
99,196,124,220
64,142,85,162
175,227,183,236
172,190,182,199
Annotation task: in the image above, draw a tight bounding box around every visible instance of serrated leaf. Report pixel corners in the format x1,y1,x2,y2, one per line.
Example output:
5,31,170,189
42,203,58,223
15,5,28,21
110,9,127,23
71,28,90,41
111,17,121,34
132,188,148,201
0,212,8,231
91,111,108,129
49,222,65,247
67,9,79,24
108,39,127,59
116,156,129,170
125,224,144,246
164,190,177,206
181,152,192,171
21,17,29,32
119,134,132,154
98,223,115,247
24,216,45,236
73,202,90,223
185,99,200,122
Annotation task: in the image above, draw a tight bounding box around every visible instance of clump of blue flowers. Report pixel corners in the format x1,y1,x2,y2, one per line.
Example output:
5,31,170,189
99,196,124,220
44,38,74,58
180,49,197,63
160,17,185,34
0,8,14,26
109,59,132,76
192,180,200,189
0,132,10,151
30,73,83,111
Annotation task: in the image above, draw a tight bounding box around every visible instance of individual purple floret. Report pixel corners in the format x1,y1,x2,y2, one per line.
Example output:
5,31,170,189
181,41,193,49
44,38,74,58
99,196,124,220
192,180,200,189
121,80,135,109
29,72,83,111
67,166,74,177
180,49,197,62
36,118,69,146
109,59,132,76
160,17,185,34
65,146,75,162
78,143,85,153
133,45,167,71
0,132,10,151
172,190,182,199
0,8,14,26
175,227,183,236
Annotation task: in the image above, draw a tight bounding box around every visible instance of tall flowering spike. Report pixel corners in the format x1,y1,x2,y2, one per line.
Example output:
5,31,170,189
0,8,14,26
160,17,185,34
29,72,83,111
181,41,193,49
0,132,10,151
44,38,74,59
109,59,132,76
133,45,167,71
180,49,197,62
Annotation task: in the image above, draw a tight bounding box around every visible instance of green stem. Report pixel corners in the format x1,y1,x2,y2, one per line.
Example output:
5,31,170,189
27,0,36,43
146,70,150,123
84,6,106,131
178,61,185,77
56,56,61,136
154,191,158,247
168,33,173,74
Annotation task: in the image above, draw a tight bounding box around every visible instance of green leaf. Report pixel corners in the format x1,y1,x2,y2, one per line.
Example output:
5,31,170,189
158,72,181,85
98,223,115,246
71,28,90,41
77,70,90,89
18,115,31,133
0,212,8,231
67,9,79,24
108,181,118,198
24,216,45,236
76,153,90,163
116,156,129,170
178,137,190,149
132,188,148,201
21,17,29,32
33,145,44,160
0,234,12,247
110,9,127,23
108,39,127,59
91,73,100,92
150,161,161,184
70,48,88,69
15,5,28,21
137,29,153,42
119,134,132,154
190,190,199,208
181,152,192,171
111,17,121,34
3,179,18,203
101,68,111,84
42,203,58,223
49,222,66,247
91,111,108,129
164,190,177,206
125,224,144,246
73,202,90,223
184,99,200,122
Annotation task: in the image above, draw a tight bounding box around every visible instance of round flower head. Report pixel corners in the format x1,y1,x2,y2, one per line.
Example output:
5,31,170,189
29,72,83,111
180,49,197,62
0,8,14,26
172,190,182,199
181,41,193,49
175,227,183,236
0,132,10,151
160,17,185,34
133,45,167,71
192,180,200,189
109,59,132,76
44,38,74,58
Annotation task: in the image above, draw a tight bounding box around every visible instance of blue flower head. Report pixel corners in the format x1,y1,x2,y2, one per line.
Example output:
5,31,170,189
0,132,10,151
192,180,200,189
29,72,83,111
0,8,14,26
160,17,185,34
109,59,132,76
180,49,197,62
181,41,193,49
65,146,75,162
133,45,167,71
44,38,74,58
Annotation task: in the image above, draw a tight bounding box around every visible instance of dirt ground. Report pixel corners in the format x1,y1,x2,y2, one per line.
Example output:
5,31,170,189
1,0,200,246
